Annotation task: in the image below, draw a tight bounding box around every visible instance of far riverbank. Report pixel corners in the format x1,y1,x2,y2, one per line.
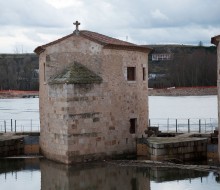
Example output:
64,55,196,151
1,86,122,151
0,87,217,98
149,86,217,96
0,90,39,99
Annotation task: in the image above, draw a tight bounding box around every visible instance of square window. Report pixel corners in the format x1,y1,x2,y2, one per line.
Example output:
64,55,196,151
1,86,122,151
129,118,136,134
127,67,136,81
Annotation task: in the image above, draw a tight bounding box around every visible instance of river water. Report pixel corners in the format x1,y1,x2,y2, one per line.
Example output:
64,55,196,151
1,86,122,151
0,98,39,132
0,158,219,190
149,95,218,132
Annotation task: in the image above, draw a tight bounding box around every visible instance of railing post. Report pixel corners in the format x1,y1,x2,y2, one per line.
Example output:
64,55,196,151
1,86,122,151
4,120,6,133
176,119,178,133
211,118,213,133
199,119,201,133
15,120,16,133
31,119,32,132
188,119,190,133
11,119,13,132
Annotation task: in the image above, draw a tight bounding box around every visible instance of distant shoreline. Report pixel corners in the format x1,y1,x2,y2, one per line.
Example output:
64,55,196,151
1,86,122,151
149,86,217,96
0,87,217,98
0,90,39,98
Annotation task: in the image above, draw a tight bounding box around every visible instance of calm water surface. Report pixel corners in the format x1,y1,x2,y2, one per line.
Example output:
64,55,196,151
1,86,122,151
149,95,217,119
0,98,39,120
0,98,39,132
0,158,219,190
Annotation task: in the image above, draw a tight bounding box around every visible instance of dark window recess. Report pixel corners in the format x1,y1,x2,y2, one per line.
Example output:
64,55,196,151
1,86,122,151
43,62,46,82
143,67,146,81
130,178,138,190
127,67,136,81
129,118,136,134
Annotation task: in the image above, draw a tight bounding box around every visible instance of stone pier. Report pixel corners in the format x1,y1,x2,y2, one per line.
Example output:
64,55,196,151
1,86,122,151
0,133,24,157
137,134,208,162
0,133,40,157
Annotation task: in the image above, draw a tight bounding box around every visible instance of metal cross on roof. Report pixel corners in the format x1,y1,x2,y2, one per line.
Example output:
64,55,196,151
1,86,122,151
73,21,80,31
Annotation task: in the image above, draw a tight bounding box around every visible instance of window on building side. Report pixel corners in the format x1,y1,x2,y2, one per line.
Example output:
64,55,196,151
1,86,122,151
143,67,146,81
129,118,137,134
127,67,136,81
43,62,46,82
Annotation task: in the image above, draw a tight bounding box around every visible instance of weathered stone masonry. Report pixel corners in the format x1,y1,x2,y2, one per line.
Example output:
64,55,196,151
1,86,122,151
211,35,220,163
35,27,151,164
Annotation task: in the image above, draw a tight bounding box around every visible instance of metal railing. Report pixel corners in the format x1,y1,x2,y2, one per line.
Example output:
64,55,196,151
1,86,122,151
1,118,217,133
0,119,40,133
149,118,218,133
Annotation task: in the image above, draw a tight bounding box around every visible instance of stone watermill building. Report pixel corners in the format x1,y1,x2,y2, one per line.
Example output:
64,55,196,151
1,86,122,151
211,35,220,162
34,22,151,164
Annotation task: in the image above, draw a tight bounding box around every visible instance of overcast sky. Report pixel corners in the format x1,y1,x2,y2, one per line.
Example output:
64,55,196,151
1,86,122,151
0,0,220,53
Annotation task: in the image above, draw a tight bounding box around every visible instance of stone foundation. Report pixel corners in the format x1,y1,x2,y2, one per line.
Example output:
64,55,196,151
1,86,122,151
137,136,208,162
0,135,24,157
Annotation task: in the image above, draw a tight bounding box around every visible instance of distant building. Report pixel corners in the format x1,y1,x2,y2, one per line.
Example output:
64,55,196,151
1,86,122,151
211,35,220,163
34,22,150,164
151,53,173,61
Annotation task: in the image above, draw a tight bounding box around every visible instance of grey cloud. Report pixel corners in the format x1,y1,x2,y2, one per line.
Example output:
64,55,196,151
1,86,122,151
0,0,67,28
0,0,220,53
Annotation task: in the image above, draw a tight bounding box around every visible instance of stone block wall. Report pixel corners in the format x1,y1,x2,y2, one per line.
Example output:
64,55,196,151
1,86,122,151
137,137,208,162
0,136,24,157
217,42,220,163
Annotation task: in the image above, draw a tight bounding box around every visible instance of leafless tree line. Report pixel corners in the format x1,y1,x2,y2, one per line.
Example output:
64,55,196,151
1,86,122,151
0,54,39,90
149,46,217,88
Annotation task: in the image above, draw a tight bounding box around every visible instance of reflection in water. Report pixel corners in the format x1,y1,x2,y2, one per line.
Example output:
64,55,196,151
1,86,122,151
149,167,209,182
0,158,40,190
0,158,40,174
0,158,220,190
40,159,150,190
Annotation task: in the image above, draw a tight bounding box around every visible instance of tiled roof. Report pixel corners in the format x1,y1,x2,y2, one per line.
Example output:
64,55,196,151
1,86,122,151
80,30,134,46
34,30,151,54
48,62,102,85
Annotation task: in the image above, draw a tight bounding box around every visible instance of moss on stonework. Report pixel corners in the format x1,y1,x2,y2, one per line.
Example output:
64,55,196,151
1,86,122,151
49,62,102,85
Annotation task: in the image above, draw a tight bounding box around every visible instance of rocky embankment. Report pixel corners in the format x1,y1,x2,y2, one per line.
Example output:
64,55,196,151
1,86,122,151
149,86,217,96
